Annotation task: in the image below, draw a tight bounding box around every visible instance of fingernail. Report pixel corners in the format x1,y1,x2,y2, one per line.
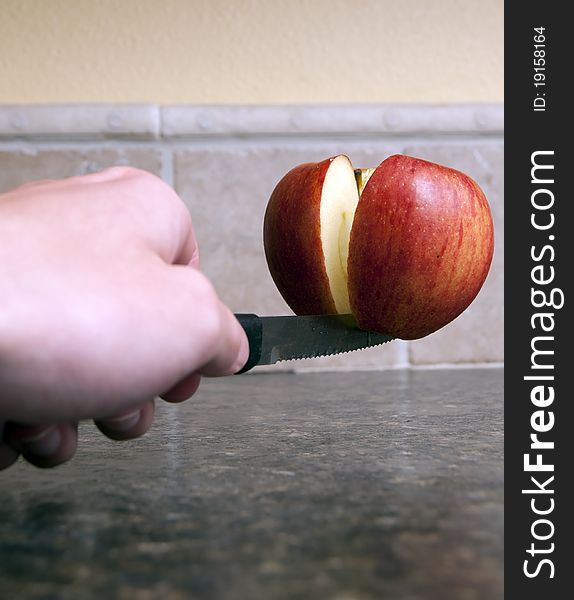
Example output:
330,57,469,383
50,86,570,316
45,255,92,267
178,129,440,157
233,330,250,373
19,426,61,457
103,410,141,432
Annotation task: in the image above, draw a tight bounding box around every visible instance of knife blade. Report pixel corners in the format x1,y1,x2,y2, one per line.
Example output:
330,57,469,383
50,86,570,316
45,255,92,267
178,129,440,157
234,313,393,373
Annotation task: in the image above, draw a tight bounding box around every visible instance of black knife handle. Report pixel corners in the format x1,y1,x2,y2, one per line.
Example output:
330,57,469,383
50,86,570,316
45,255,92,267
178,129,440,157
234,313,263,374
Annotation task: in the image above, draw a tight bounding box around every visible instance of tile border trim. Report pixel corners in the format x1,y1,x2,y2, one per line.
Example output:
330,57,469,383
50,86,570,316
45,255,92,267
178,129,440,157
0,103,503,140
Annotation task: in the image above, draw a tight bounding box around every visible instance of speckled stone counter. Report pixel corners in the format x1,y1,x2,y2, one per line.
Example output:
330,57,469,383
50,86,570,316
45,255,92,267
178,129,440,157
0,369,503,600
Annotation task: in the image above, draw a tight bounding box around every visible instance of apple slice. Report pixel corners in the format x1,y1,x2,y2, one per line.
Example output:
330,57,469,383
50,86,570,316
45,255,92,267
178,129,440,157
319,155,361,313
264,155,359,315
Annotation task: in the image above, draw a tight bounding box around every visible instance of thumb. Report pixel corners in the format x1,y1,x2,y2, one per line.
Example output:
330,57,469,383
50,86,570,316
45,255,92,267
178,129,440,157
196,298,249,377
155,266,249,384
158,276,249,402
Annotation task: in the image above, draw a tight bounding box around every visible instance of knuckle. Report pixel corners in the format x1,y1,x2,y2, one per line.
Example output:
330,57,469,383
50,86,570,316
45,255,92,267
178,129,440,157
115,168,188,219
125,167,172,195
100,165,137,179
106,165,156,182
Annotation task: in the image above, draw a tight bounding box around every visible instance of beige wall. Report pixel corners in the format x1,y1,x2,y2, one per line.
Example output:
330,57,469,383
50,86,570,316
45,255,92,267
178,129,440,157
0,0,503,104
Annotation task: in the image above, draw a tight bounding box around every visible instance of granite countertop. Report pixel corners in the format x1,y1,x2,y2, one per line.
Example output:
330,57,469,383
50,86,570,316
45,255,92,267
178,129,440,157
0,368,503,600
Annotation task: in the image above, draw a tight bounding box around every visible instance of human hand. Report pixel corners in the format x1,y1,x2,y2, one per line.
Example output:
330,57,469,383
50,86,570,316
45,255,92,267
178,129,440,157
0,167,248,469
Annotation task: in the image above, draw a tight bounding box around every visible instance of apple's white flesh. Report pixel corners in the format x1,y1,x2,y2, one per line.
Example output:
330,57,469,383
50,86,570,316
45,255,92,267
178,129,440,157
319,159,377,314
319,156,361,314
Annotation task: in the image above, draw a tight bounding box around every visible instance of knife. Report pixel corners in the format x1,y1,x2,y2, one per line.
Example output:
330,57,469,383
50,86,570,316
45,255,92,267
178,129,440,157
234,313,393,373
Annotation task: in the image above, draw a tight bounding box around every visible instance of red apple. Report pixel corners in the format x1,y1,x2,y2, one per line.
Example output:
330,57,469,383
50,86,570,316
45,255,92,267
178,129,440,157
263,154,494,340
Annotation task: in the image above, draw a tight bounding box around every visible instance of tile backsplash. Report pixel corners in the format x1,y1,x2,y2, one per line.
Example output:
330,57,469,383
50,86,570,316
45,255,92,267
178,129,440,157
0,104,503,371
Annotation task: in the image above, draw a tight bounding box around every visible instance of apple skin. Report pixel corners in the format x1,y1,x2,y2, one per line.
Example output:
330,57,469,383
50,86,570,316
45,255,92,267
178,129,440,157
348,154,494,339
263,158,338,315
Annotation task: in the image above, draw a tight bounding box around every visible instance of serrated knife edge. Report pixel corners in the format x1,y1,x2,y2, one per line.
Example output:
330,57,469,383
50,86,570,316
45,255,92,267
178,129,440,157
234,313,394,373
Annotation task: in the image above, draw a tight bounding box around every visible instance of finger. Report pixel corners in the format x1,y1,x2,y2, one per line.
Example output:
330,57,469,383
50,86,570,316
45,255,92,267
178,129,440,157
4,423,78,469
0,441,19,470
44,167,197,268
149,268,249,382
197,300,250,377
160,373,202,403
94,399,155,441
0,421,20,471
185,243,200,269
99,168,198,266
0,420,19,470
